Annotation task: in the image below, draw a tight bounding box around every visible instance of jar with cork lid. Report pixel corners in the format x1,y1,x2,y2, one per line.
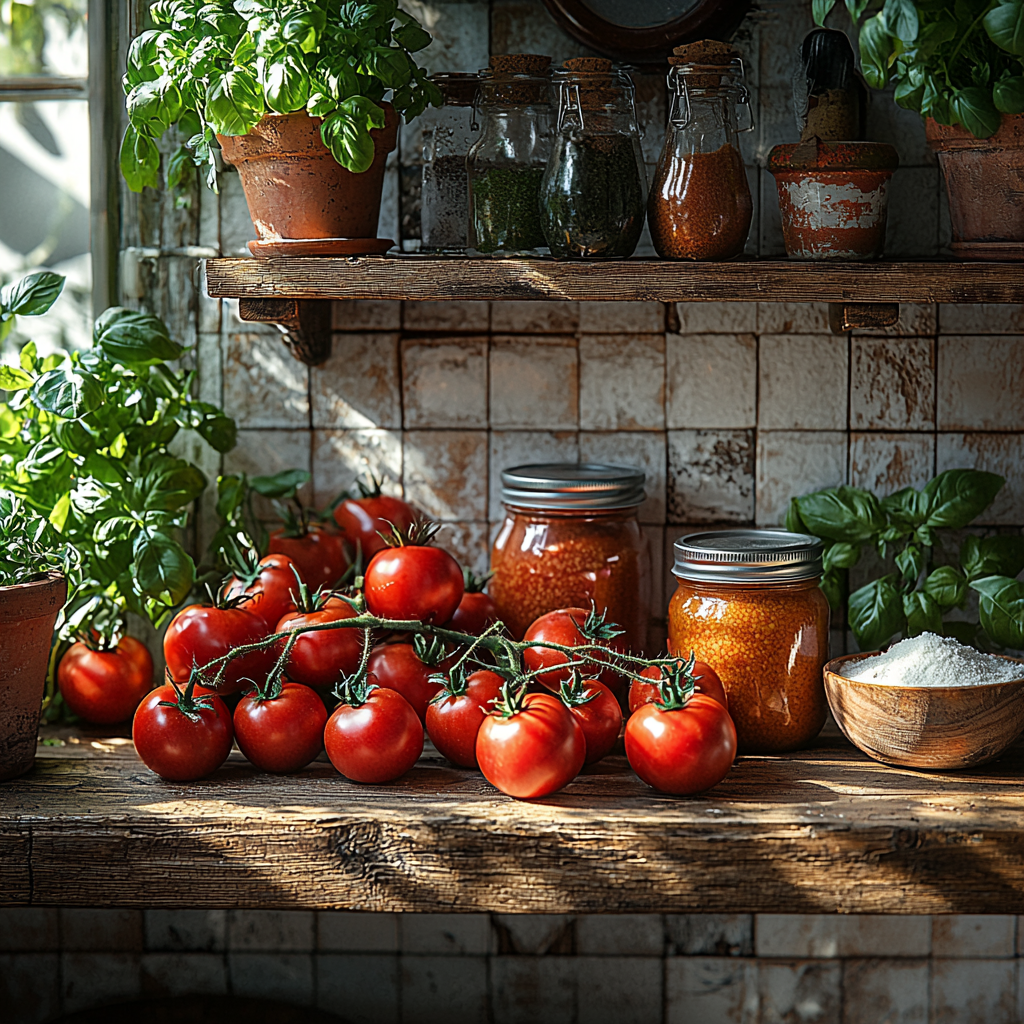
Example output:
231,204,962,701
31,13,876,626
467,54,554,255
649,40,754,261
538,58,647,258
668,530,830,753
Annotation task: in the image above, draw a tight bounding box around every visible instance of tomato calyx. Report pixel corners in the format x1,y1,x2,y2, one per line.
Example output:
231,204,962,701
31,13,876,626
576,604,626,644
205,580,255,612
462,568,493,594
488,677,532,720
412,633,449,667
224,547,266,588
650,651,698,711
157,666,219,722
377,516,441,549
558,670,600,708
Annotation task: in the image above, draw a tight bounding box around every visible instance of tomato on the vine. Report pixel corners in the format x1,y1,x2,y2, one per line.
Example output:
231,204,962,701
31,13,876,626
630,658,728,714
324,680,424,783
448,571,499,636
223,553,303,633
558,674,622,765
475,683,585,798
333,479,418,563
268,523,348,592
523,607,625,693
58,635,154,724
425,667,504,767
363,519,464,625
234,681,327,773
132,675,234,781
366,637,450,723
276,589,363,692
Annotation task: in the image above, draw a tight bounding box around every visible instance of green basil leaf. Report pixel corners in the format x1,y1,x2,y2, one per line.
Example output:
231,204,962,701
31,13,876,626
923,565,968,609
923,469,1004,529
894,73,925,111
903,591,943,637
849,575,906,650
120,125,161,193
823,541,861,571
320,109,375,173
880,485,929,526
363,46,411,89
821,568,844,611
196,412,237,454
0,365,34,391
985,0,1024,55
393,12,432,52
216,473,248,518
961,534,1024,581
165,144,193,192
251,468,310,498
205,68,263,137
94,307,183,365
971,575,1024,649
262,51,310,113
785,497,809,535
921,75,952,124
994,75,1024,114
126,75,183,133
125,29,162,87
1,271,65,319
137,456,207,511
883,0,919,42
795,485,885,543
859,14,896,89
51,417,96,454
32,364,104,419
950,86,1002,139
895,542,924,582
133,531,195,605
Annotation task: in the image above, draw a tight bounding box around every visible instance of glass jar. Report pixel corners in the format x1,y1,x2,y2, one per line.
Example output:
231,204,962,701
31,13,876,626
421,73,480,251
539,61,647,258
490,463,650,655
649,60,754,260
467,58,553,255
668,530,830,753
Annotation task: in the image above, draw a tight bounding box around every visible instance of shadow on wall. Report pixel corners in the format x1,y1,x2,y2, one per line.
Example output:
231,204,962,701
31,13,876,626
49,996,346,1024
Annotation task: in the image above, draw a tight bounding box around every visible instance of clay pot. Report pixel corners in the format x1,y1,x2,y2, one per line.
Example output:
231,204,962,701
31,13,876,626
218,105,399,254
926,113,1024,260
767,141,899,260
0,571,66,781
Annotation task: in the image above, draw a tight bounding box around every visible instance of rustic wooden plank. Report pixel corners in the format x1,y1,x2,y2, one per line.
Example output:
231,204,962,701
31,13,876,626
8,736,1024,913
204,257,1024,305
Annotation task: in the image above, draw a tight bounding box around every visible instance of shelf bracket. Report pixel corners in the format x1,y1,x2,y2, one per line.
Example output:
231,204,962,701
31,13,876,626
828,302,900,334
237,298,333,366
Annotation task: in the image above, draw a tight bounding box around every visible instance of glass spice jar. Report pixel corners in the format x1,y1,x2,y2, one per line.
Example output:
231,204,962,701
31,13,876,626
649,59,754,260
467,54,554,255
420,73,481,251
490,463,650,655
539,58,647,258
668,530,830,753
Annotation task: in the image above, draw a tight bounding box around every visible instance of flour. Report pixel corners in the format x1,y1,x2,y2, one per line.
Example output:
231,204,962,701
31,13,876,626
846,632,1024,687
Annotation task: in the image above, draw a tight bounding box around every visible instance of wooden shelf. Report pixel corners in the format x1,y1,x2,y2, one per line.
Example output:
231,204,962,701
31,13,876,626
7,728,1024,914
205,256,1024,305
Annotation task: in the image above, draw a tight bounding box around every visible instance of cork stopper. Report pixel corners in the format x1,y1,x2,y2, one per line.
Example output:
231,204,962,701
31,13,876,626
558,56,620,113
667,39,741,90
490,53,551,76
483,54,552,106
563,57,612,73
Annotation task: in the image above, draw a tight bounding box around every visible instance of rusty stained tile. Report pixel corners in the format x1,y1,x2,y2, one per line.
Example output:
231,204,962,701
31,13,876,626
330,300,401,331
850,336,935,431
226,953,313,1005
931,959,1016,1024
851,303,937,337
489,301,579,334
489,430,579,521
490,336,578,430
936,433,1024,525
403,429,488,521
223,429,312,519
312,333,401,429
841,960,928,1024
579,301,665,334
667,429,754,525
437,521,491,575
758,334,848,430
666,915,753,958
676,302,758,335
403,0,490,76
578,333,665,432
758,960,841,1024
756,303,831,334
849,433,935,496
402,336,488,429
144,910,226,953
756,431,848,527
634,71,667,167
315,954,398,1024
61,953,142,1014
140,953,227,999
402,300,489,332
666,333,757,430
223,332,310,429
578,430,666,524
490,956,576,1024
932,916,1015,959
666,956,758,1024
937,335,1024,431
311,428,402,509
402,956,488,1023
576,956,663,1022
938,304,1024,334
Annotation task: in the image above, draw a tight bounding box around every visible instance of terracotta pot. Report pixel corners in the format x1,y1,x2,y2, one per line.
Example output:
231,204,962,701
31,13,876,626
767,141,899,260
218,105,399,252
0,571,66,781
926,113,1024,260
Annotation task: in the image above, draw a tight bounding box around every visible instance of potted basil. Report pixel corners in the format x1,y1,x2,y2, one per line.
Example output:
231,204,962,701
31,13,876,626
814,0,1024,259
121,0,441,255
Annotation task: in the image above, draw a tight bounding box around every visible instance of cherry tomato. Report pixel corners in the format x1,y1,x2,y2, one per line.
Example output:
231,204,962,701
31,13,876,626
333,490,419,562
58,636,154,724
630,660,729,714
364,542,464,625
276,598,363,691
425,668,504,767
449,589,499,636
523,608,625,693
560,677,622,765
625,693,737,795
233,682,328,773
476,690,585,799
132,681,234,781
223,554,303,633
324,686,424,783
366,642,448,723
163,601,274,695
268,524,349,592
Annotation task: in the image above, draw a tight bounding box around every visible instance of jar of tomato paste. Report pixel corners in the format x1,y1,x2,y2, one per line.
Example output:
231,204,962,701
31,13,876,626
490,463,650,652
668,530,829,753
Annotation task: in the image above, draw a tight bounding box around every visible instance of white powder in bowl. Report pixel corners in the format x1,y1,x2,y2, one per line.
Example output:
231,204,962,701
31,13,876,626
846,632,1024,687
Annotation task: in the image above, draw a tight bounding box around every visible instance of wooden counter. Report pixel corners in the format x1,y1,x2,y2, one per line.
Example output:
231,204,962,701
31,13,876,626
4,729,1024,914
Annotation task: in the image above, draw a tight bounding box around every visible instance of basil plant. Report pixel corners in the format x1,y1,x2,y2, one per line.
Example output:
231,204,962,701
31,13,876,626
814,0,1024,138
121,0,441,192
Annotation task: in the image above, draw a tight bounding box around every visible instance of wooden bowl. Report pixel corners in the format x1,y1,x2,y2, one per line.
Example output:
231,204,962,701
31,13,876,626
824,652,1024,769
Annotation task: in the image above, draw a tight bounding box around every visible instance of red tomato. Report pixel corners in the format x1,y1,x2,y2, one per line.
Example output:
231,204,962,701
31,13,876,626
57,636,154,724
523,608,624,693
476,690,586,799
630,660,729,714
324,686,424,783
268,524,349,592
625,693,737,795
223,554,303,633
560,677,622,765
333,491,418,562
132,681,234,781
364,544,464,625
233,682,328,773
163,601,274,695
276,598,363,691
449,591,499,636
366,642,448,723
425,668,504,767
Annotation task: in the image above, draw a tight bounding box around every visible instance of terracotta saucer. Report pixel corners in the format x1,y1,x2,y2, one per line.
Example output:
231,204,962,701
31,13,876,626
949,241,1024,262
248,237,396,257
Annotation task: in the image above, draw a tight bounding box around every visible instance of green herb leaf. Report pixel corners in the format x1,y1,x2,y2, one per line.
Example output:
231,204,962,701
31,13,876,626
196,412,237,453
0,271,64,319
895,542,924,583
262,51,311,113
880,486,929,526
923,565,968,609
950,85,1002,138
32,364,104,418
94,307,183,365
994,75,1024,113
251,468,310,499
205,68,263,136
823,541,861,572
134,531,195,605
859,14,897,89
849,575,906,650
903,590,943,636
883,0,919,43
985,0,1024,55
923,469,1004,529
120,125,161,193
814,0,838,24
795,485,885,543
0,365,34,391
971,575,1024,649
961,534,1024,581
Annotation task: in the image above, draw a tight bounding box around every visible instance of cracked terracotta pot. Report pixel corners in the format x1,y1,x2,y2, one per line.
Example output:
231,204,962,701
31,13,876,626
927,113,1024,261
0,571,66,781
218,104,399,255
767,140,899,260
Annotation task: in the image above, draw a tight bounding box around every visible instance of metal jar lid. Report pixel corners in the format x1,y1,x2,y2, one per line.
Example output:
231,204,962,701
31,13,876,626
673,529,823,584
501,463,645,511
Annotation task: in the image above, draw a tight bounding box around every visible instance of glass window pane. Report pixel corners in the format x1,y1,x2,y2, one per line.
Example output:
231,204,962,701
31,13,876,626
0,0,88,79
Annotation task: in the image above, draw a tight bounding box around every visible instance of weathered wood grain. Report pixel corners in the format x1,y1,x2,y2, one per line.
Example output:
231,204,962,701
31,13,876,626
7,734,1024,913
204,257,1024,305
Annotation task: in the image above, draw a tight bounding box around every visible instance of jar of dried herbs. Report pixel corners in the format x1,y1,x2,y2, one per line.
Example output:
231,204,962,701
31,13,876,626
539,59,647,259
421,73,481,251
467,54,554,255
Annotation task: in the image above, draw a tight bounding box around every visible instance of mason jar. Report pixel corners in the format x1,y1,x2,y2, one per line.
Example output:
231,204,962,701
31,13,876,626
668,530,830,753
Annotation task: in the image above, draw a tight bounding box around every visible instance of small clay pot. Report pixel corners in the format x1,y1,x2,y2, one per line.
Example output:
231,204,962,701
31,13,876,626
0,571,66,782
218,105,399,254
768,140,899,260
926,113,1024,260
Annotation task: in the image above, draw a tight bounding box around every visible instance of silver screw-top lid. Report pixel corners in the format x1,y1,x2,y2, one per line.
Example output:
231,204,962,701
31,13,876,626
673,529,824,583
501,462,645,511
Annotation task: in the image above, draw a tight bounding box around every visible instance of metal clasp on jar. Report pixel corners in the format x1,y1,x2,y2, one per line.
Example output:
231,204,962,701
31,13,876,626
667,59,755,133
